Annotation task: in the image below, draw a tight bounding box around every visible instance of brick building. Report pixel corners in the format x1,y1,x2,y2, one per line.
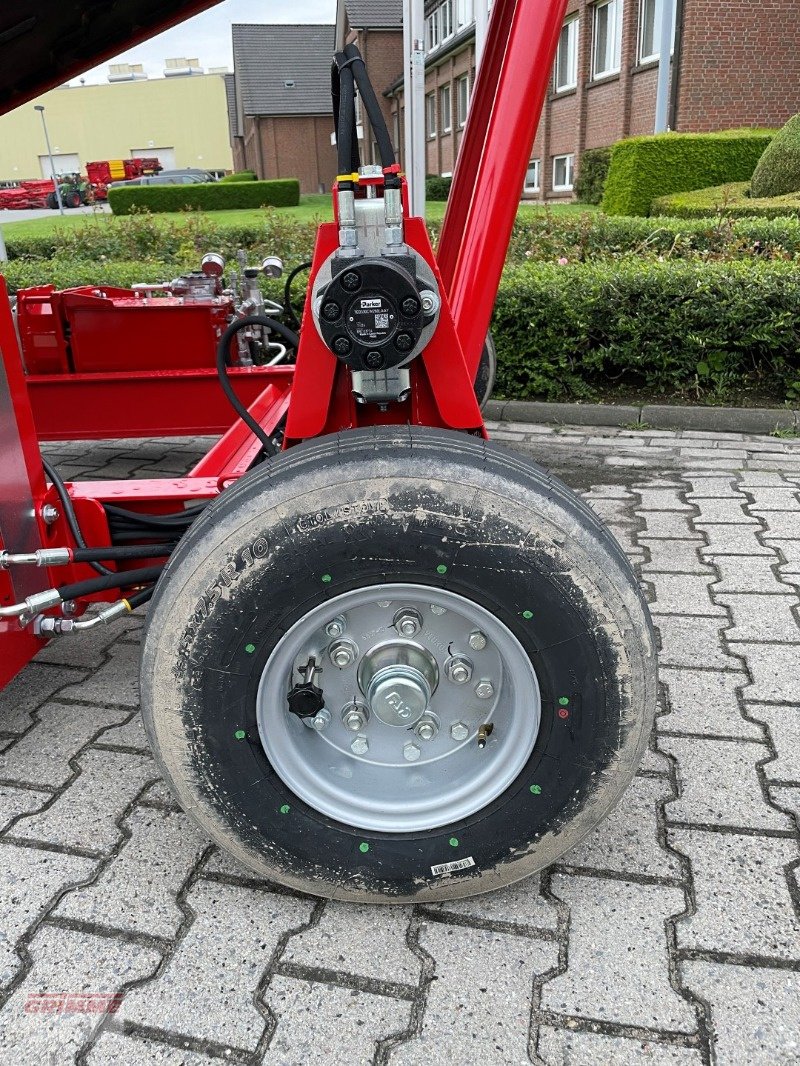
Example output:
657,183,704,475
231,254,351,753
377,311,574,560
227,3,800,200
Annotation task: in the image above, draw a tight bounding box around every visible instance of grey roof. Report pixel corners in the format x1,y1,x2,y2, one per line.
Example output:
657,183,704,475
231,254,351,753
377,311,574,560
224,72,242,137
232,24,335,117
344,0,402,29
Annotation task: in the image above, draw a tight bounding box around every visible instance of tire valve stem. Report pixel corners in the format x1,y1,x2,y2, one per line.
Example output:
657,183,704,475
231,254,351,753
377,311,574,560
477,723,494,749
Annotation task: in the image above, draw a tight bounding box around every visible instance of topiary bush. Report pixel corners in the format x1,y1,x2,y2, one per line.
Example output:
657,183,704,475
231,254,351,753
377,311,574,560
750,114,800,199
574,147,612,205
602,130,774,216
108,178,300,214
425,175,452,201
653,182,800,219
219,170,258,183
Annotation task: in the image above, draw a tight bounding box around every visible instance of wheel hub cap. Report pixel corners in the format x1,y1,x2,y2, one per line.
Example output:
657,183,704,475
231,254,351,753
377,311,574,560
359,641,438,727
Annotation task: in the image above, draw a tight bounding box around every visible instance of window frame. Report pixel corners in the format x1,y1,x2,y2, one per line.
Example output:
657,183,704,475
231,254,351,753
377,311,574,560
456,74,470,127
440,83,452,134
426,92,437,138
524,159,541,193
638,0,676,64
552,153,575,192
554,16,579,93
592,0,623,80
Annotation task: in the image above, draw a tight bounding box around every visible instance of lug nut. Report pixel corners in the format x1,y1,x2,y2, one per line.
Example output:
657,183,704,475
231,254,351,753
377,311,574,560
351,734,369,755
312,709,332,732
329,639,357,668
403,742,421,762
475,680,495,699
325,615,346,638
342,704,369,732
394,608,422,638
450,721,469,742
445,655,473,685
415,715,439,741
469,630,487,651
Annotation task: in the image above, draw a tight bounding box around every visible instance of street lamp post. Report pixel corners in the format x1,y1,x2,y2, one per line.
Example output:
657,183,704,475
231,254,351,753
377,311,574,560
34,105,64,215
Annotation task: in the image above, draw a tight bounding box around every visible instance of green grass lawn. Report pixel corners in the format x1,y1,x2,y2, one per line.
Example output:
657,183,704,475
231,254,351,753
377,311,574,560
0,194,597,239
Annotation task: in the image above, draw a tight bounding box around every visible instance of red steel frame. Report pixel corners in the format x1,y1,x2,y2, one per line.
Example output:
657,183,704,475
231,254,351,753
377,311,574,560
0,0,568,690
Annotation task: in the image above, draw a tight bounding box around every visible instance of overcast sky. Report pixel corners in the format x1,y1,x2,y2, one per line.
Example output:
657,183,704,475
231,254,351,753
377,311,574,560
74,0,335,84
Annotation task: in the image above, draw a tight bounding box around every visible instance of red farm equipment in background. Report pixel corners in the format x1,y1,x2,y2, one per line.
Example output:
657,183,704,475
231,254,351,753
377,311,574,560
0,158,161,210
0,0,657,903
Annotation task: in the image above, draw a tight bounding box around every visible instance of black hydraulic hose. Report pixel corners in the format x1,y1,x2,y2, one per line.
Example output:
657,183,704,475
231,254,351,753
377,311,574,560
283,260,312,329
41,457,112,577
127,586,155,609
56,565,164,602
343,43,396,171
72,543,174,563
333,56,359,176
216,315,300,455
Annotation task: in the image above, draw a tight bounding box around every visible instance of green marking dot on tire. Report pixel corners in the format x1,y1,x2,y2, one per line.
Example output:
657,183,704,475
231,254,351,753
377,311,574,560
359,842,370,853
245,643,255,654
522,610,533,620
449,837,459,847
234,729,246,740
280,804,290,814
530,784,542,795
321,574,332,584
559,696,570,706
436,564,447,574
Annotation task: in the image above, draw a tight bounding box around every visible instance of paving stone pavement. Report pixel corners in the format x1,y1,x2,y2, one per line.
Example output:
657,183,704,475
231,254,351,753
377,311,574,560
0,424,798,1065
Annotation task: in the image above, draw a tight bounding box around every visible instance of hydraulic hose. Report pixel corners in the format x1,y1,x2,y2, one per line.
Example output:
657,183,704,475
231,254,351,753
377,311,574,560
56,565,164,602
41,457,112,577
283,261,312,330
216,315,300,455
332,57,360,175
343,43,397,172
72,543,174,562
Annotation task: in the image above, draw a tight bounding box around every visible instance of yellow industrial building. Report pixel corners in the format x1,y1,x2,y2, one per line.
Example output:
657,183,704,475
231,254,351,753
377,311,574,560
0,72,233,181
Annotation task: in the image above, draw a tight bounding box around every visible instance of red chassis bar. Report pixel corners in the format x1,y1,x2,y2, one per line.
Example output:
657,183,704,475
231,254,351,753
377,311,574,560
0,0,568,690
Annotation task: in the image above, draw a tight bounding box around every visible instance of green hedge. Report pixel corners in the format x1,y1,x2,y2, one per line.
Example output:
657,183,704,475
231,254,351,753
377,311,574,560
219,170,258,183
107,178,300,215
602,130,774,217
574,147,612,205
751,114,800,199
493,259,800,403
652,182,800,219
425,175,452,201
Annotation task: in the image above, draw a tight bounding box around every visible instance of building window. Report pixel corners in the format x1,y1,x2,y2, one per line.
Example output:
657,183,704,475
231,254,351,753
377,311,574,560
440,84,452,133
457,74,470,127
639,0,676,63
555,17,579,92
426,92,437,138
593,0,623,79
426,0,456,52
456,0,474,31
552,154,575,191
524,159,541,193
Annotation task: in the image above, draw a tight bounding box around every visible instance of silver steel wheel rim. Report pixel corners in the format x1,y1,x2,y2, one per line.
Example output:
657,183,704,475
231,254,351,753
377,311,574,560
255,583,541,833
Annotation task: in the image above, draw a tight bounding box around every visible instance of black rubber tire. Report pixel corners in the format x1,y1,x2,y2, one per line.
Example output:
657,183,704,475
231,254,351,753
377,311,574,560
141,427,657,903
475,333,497,410
65,190,81,209
46,192,58,210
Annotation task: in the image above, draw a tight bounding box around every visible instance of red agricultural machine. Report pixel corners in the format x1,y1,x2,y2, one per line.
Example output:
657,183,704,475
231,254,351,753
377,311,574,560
0,1,656,902
0,158,161,210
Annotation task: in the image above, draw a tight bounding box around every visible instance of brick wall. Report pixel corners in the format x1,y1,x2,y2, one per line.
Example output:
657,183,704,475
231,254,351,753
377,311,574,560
244,115,337,194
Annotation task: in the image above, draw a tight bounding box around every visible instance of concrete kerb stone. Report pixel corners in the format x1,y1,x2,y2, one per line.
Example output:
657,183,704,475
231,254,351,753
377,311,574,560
485,400,799,435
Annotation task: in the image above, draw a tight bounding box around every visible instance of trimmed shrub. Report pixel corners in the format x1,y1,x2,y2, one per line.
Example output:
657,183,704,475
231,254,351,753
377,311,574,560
425,175,452,201
492,259,800,403
108,178,300,215
602,130,774,217
3,259,181,293
574,147,612,205
652,182,800,219
750,114,800,199
219,170,258,183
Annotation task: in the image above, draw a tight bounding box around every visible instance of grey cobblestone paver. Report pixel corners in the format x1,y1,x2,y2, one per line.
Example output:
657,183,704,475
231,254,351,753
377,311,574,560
1,426,798,1064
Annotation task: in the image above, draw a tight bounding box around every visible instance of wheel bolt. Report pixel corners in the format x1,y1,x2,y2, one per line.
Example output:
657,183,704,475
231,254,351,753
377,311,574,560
450,721,469,742
469,630,487,651
445,655,473,685
403,742,421,762
312,709,331,732
475,680,495,699
415,715,439,741
342,704,368,732
351,734,369,755
329,639,357,668
325,615,346,638
394,608,422,638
